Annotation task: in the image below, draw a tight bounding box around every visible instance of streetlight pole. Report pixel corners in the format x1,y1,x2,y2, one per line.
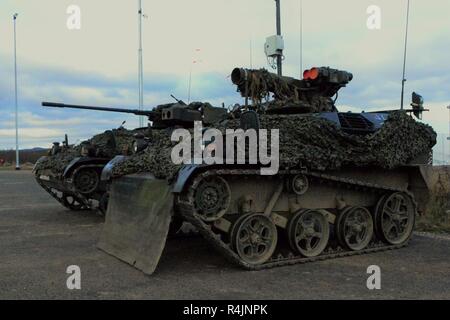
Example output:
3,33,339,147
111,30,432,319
275,0,282,76
13,13,20,170
447,105,450,164
188,60,201,104
187,50,201,104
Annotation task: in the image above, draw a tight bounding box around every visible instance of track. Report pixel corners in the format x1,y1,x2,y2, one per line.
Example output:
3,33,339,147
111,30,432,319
177,169,415,270
34,175,91,211
36,173,200,238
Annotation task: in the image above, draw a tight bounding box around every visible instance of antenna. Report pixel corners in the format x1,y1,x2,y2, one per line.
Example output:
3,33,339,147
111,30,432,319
275,0,282,76
250,37,253,69
400,0,411,110
138,0,144,127
264,1,284,76
299,0,303,75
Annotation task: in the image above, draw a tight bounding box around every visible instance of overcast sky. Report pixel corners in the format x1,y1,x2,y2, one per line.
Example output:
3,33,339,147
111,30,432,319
0,0,449,159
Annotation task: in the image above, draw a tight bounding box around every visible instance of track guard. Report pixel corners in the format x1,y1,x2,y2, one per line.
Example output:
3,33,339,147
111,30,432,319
97,173,173,275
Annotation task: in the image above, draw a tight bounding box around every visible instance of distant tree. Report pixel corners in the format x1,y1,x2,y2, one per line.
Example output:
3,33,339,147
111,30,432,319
0,149,49,164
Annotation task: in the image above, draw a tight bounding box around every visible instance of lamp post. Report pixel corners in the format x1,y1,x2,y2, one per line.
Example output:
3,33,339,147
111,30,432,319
447,105,450,164
13,13,20,170
187,49,202,104
188,59,202,104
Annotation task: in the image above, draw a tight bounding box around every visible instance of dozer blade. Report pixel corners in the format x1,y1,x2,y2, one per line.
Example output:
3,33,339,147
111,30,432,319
98,173,173,275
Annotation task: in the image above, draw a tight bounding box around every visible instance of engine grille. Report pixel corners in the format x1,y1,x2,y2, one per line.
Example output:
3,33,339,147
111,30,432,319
338,113,375,134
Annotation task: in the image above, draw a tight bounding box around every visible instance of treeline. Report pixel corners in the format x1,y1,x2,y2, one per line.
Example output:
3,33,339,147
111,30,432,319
0,149,49,165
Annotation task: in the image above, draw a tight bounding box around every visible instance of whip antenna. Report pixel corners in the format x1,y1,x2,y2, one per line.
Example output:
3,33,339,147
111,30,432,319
400,0,411,110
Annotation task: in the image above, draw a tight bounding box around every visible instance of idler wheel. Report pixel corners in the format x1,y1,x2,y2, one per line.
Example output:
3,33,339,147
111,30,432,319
336,207,374,251
193,176,231,222
73,168,99,194
374,192,415,245
230,213,278,265
286,209,330,257
62,194,85,211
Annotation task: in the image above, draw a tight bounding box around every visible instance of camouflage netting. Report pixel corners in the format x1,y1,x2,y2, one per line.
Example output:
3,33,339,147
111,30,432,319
111,111,437,180
34,146,82,175
240,68,299,103
88,127,149,158
223,111,436,170
111,128,177,179
232,67,348,112
34,127,147,176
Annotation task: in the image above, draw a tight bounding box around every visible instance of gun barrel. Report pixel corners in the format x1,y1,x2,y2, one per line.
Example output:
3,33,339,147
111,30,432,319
42,102,153,117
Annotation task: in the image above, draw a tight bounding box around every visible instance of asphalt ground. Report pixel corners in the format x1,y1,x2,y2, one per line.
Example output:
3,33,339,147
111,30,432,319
0,170,449,299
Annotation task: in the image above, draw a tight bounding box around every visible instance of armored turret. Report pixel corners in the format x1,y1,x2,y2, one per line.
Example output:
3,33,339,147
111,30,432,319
231,67,353,113
42,101,227,128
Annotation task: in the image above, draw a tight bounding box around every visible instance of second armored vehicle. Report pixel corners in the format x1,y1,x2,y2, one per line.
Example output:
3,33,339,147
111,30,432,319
33,124,148,213
34,100,228,213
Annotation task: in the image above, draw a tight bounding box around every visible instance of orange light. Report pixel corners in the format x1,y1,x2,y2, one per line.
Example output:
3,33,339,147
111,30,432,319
303,67,319,80
309,67,319,80
303,69,310,79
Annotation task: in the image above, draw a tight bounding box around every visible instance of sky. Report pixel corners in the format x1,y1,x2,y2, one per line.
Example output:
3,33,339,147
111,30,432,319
0,0,449,161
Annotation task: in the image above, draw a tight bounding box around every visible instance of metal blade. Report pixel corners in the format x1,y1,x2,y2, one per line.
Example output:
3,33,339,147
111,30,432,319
98,173,173,275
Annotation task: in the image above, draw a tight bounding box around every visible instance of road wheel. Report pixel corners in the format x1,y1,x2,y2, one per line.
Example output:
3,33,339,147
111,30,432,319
336,206,374,251
286,209,329,257
374,192,415,245
73,168,99,194
230,213,277,265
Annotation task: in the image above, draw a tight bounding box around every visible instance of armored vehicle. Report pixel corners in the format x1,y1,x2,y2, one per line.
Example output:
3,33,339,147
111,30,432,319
98,67,436,274
33,122,148,213
34,101,227,214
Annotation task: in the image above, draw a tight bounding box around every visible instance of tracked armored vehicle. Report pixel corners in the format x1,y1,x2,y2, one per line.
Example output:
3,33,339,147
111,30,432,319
98,67,436,274
34,121,148,213
34,101,227,214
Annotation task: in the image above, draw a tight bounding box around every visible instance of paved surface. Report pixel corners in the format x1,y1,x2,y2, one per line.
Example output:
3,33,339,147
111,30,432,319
0,171,449,300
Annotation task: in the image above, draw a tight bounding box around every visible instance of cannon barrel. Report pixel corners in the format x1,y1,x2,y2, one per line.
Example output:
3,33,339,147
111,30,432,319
41,101,210,128
42,102,155,118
